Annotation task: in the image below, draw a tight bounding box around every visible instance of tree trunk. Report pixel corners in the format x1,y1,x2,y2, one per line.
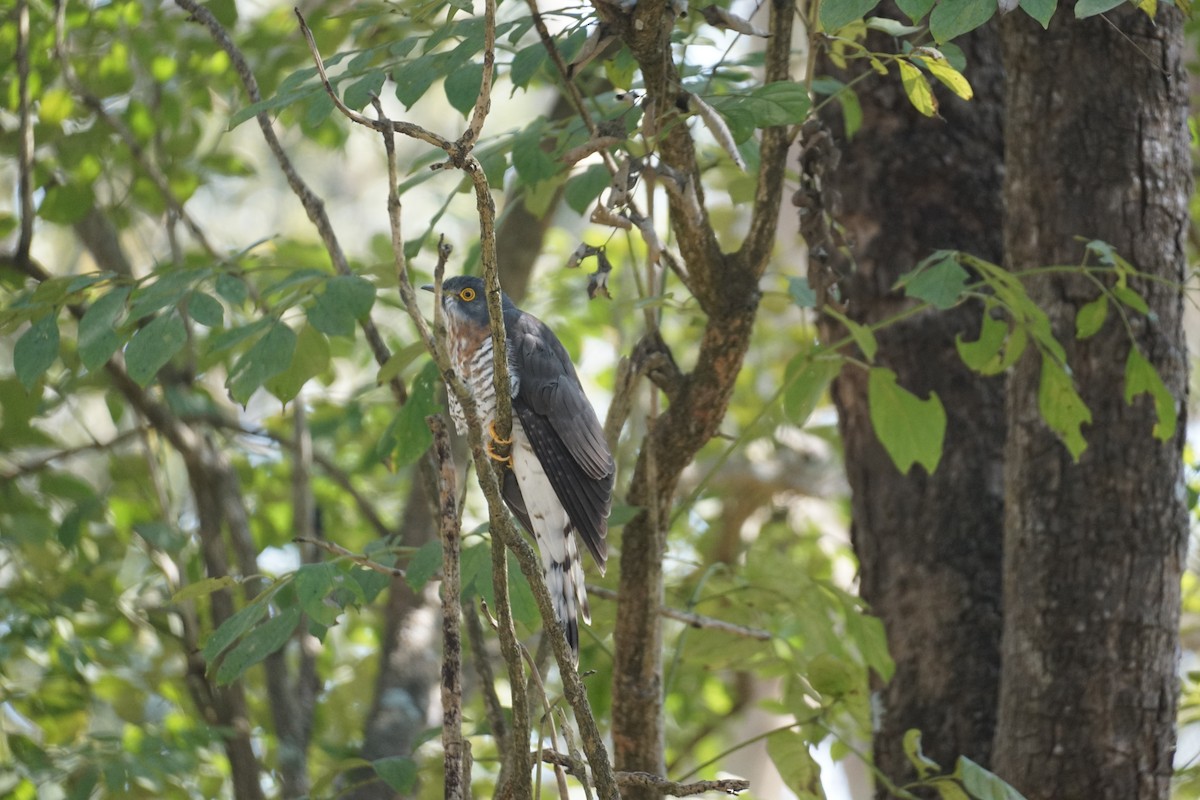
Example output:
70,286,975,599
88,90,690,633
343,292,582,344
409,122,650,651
819,22,1007,789
992,9,1190,800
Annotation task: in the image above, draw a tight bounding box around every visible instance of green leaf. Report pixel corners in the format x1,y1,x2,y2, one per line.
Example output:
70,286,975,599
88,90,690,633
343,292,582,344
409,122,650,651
898,255,968,310
393,54,439,109
836,84,863,138
931,779,971,800
265,324,331,403
844,609,894,680
1074,295,1108,339
787,275,817,308
511,43,546,89
444,63,483,116
15,314,60,390
124,312,187,386
205,317,274,356
512,125,557,187
897,0,937,19
565,164,612,215
343,70,385,111
746,82,813,127
865,16,924,34
229,85,321,130
202,602,269,663
766,730,824,799
172,576,239,604
215,606,301,685
294,563,340,626
373,757,418,793
406,539,443,592
807,652,858,697
783,354,842,427
897,60,936,117
215,273,249,306
58,499,99,549
508,558,539,630
382,359,442,468
187,291,225,328
820,0,883,30
929,0,997,42
1038,358,1091,461
1019,0,1056,27
308,275,377,339
1111,284,1149,314
227,322,298,405
956,310,1026,376
1124,347,1177,442
903,729,941,780
1074,0,1124,15
868,367,947,474
825,307,878,362
128,271,198,321
38,182,95,224
607,503,643,527
460,542,493,604
956,756,1028,800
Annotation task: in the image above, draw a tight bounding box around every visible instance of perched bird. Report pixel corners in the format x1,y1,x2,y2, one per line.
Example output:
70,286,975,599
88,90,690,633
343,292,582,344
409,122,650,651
423,276,615,663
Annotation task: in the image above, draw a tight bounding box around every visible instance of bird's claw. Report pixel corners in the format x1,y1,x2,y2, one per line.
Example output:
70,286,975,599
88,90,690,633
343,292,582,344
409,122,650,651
487,420,513,447
486,420,514,469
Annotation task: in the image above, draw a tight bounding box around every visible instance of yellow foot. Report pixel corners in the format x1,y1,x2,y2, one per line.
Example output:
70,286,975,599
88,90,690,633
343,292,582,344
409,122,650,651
485,420,514,468
487,420,513,447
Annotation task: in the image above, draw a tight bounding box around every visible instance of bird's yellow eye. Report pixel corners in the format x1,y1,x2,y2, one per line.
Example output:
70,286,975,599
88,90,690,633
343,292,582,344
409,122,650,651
459,287,476,302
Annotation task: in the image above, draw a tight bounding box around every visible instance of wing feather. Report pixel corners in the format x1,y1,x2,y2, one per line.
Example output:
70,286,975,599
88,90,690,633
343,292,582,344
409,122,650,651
507,310,614,567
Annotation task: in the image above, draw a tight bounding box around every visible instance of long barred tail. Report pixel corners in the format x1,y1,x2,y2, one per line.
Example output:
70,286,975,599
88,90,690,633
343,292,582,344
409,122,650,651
541,529,590,665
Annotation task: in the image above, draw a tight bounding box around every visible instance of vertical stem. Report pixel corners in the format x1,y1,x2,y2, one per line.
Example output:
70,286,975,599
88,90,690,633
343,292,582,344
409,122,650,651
430,417,466,800
15,0,34,266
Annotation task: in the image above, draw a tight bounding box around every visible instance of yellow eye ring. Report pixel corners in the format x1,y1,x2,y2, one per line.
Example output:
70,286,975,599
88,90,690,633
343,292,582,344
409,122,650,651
459,287,476,302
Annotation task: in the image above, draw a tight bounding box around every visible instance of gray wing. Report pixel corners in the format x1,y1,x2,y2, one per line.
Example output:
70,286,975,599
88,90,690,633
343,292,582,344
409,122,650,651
507,310,614,567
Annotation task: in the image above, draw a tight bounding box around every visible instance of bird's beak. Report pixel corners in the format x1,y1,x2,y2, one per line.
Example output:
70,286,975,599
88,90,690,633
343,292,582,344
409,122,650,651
420,284,434,292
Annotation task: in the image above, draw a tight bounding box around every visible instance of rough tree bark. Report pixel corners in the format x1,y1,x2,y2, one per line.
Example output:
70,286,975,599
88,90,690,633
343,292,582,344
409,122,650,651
992,9,1190,800
818,22,1007,789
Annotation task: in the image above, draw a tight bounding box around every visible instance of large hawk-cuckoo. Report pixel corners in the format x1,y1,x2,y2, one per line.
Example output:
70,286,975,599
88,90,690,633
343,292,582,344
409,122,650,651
425,276,614,663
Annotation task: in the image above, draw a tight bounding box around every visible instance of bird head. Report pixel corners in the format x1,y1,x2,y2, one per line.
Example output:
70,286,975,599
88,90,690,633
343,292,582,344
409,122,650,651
422,276,514,330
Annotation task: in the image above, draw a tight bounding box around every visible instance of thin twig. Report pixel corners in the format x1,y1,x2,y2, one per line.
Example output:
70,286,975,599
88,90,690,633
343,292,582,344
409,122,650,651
463,0,497,146
15,0,34,267
293,537,405,578
587,586,772,641
0,428,147,480
538,751,751,797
